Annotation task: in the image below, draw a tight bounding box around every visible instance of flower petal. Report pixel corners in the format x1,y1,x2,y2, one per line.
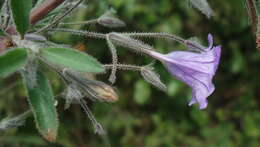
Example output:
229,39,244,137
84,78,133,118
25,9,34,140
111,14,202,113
212,45,221,72
189,81,215,109
207,33,213,50
165,51,216,75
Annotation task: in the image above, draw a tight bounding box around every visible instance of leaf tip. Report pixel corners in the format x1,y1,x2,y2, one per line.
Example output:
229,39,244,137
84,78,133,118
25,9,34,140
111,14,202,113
42,129,57,142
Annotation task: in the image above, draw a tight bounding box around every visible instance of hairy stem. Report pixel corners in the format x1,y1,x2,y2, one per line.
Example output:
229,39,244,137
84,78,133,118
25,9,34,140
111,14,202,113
106,36,118,84
49,28,204,50
78,98,106,135
124,32,205,50
49,28,106,38
59,19,98,26
104,64,142,71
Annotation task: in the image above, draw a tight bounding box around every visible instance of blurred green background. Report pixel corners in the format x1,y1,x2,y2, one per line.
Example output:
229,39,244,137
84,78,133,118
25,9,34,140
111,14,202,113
1,0,260,146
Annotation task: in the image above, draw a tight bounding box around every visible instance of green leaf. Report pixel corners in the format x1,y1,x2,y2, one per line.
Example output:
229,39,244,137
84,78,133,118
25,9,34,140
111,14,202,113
10,0,32,37
23,71,59,142
40,47,105,73
134,80,151,105
0,48,28,77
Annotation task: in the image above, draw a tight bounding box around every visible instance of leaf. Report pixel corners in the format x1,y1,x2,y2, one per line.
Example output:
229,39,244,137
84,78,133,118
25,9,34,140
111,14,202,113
40,47,104,73
0,48,28,77
188,0,214,18
10,0,32,37
134,80,151,105
23,71,59,142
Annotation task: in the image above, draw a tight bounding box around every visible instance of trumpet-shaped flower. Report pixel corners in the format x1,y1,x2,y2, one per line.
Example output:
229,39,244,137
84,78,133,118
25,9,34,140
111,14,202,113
149,34,221,109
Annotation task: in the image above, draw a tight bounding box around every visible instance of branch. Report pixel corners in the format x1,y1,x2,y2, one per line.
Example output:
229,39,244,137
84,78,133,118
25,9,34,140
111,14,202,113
36,0,84,33
30,0,65,25
245,0,258,34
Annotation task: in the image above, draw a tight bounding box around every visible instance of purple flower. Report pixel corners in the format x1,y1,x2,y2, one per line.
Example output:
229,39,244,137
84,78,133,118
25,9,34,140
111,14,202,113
149,34,221,109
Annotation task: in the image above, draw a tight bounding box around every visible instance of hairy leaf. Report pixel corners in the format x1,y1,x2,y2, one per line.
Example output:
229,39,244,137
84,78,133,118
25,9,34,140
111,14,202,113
40,47,104,73
23,71,59,142
189,0,214,18
10,0,32,37
0,48,28,77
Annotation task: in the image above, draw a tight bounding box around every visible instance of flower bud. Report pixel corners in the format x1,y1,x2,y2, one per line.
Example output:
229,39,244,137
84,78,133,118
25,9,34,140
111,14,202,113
97,10,126,28
141,65,167,91
85,80,118,102
63,70,118,102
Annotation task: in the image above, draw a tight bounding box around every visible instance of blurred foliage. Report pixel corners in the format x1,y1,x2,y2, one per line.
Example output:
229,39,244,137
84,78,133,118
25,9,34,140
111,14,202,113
1,0,260,146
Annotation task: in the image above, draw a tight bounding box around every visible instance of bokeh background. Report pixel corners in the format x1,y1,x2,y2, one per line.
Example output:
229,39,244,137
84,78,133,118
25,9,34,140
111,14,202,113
1,0,260,146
